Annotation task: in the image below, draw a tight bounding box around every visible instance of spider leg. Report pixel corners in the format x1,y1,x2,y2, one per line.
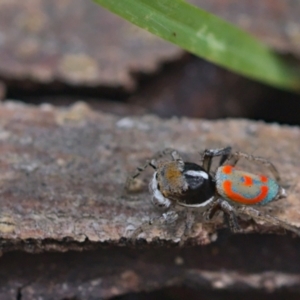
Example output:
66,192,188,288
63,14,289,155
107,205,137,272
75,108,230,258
170,149,183,162
125,148,181,190
205,196,222,221
128,210,180,240
179,209,196,246
125,158,154,191
227,151,281,183
128,208,199,246
205,197,241,233
237,206,300,237
202,147,232,173
219,199,241,233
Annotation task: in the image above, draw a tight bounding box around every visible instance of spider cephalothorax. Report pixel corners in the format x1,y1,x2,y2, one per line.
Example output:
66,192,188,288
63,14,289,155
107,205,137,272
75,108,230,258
149,157,215,210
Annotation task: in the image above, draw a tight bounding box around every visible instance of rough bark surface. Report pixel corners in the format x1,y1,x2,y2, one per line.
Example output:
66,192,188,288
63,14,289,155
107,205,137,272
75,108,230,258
0,101,299,298
0,0,299,89
0,0,179,89
0,101,299,253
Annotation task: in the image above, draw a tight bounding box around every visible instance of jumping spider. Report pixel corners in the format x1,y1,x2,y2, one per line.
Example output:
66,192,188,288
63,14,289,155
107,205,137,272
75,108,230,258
126,147,300,237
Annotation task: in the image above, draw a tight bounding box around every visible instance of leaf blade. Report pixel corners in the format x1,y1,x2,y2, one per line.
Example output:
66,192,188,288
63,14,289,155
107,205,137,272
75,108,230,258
94,0,300,92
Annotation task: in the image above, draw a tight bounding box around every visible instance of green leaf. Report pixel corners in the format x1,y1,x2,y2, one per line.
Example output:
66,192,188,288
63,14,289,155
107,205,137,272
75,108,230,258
94,0,300,92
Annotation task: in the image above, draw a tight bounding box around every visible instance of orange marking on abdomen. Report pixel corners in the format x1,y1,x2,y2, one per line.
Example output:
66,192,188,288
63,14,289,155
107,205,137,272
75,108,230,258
260,175,268,183
242,175,253,186
222,180,268,205
222,165,233,174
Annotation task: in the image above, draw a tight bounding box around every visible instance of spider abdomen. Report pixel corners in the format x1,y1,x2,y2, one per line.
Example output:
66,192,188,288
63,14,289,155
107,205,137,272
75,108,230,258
215,165,283,205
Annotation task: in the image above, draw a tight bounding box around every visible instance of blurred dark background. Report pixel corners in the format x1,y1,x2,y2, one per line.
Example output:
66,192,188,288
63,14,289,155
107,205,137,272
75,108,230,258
1,0,300,125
